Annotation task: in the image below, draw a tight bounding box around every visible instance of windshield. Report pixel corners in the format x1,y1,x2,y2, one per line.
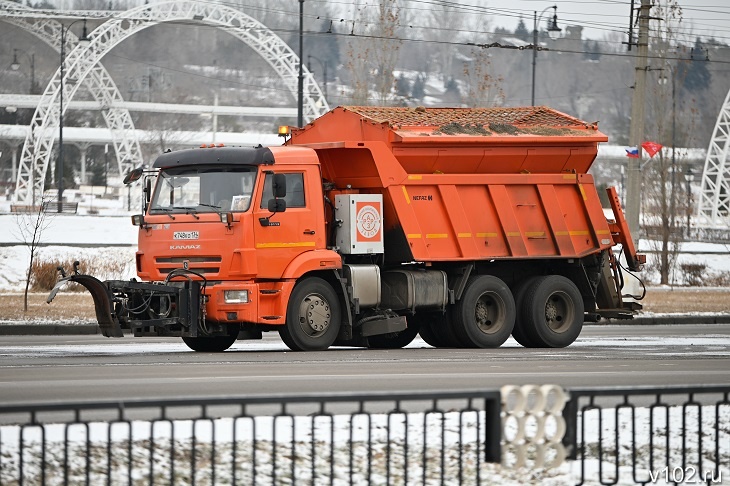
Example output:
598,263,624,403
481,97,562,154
149,166,257,213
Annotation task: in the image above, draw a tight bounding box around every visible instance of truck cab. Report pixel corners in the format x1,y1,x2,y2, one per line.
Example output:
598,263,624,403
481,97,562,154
127,145,348,349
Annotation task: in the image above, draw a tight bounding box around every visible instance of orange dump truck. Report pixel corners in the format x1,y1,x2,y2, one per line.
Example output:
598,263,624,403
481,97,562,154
49,106,644,351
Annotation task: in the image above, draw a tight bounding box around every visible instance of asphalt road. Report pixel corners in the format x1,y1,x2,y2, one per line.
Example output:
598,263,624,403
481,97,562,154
0,324,729,404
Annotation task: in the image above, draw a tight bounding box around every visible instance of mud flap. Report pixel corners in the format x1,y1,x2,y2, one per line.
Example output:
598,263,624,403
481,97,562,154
47,275,123,337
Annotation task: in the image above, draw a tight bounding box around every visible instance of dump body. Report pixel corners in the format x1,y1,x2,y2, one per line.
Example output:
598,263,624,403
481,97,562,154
288,106,614,264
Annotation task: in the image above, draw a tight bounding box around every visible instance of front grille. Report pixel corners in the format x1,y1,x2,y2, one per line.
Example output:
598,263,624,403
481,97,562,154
155,256,222,275
157,257,222,264
158,267,220,275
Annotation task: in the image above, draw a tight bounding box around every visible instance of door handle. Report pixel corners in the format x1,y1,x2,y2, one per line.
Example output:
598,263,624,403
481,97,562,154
303,230,315,235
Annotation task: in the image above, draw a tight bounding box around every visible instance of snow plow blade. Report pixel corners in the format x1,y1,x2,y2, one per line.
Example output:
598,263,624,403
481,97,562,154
47,275,123,338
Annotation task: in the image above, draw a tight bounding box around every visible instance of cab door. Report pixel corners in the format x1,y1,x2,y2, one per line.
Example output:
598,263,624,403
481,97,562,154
252,168,323,279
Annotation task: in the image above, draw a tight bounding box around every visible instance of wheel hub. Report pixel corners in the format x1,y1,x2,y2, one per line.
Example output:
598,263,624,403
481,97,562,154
475,294,503,334
545,293,571,333
299,295,331,336
545,301,558,321
476,301,490,322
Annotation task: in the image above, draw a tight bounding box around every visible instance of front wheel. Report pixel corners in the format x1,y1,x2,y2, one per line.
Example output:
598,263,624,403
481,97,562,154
279,277,341,351
182,330,238,352
521,275,584,348
453,276,515,348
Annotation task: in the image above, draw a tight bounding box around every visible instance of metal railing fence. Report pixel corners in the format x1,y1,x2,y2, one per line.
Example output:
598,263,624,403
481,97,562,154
0,391,501,485
1,385,728,485
564,385,729,485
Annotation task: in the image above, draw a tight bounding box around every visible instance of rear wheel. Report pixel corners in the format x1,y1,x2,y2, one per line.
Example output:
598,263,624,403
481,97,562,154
416,314,442,347
417,310,463,348
279,277,341,351
511,277,540,348
521,275,584,348
182,328,238,352
453,276,515,348
367,319,420,349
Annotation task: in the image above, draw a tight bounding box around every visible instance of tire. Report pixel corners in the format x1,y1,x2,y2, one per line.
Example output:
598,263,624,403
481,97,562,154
367,319,420,349
416,314,442,347
521,275,584,348
417,310,463,348
453,276,516,348
279,277,341,351
511,277,540,348
182,329,238,352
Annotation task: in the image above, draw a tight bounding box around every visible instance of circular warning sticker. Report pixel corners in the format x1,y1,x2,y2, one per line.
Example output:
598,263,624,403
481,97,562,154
356,204,381,240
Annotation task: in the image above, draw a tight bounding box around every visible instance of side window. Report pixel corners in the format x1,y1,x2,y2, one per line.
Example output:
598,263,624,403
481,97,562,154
260,173,305,208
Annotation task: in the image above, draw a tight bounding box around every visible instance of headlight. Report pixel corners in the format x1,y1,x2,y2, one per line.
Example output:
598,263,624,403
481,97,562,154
224,290,249,304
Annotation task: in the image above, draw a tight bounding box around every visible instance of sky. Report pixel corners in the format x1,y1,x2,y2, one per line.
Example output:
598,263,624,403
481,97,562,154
47,1,730,43
477,0,730,42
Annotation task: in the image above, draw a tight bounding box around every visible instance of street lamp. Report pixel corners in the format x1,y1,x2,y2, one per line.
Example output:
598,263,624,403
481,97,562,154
307,54,328,101
10,48,37,95
685,166,695,237
531,5,561,106
57,18,91,213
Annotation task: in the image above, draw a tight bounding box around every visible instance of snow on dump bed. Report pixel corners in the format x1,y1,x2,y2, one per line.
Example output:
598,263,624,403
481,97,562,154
341,105,599,132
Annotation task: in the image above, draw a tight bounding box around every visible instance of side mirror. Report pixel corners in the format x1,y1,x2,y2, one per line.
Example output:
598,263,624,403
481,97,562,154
268,198,287,213
272,173,287,199
144,178,152,202
123,166,144,185
142,178,152,212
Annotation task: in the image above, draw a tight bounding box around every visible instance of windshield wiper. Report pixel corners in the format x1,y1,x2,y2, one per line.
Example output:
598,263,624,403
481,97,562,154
175,206,201,219
197,203,221,210
150,207,176,220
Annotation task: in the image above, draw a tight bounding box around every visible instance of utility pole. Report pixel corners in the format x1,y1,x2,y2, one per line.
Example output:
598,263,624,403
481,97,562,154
625,0,652,238
297,0,304,128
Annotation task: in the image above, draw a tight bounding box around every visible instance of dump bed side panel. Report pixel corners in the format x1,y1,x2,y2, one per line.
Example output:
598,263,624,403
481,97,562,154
292,106,608,175
392,144,602,175
384,173,613,262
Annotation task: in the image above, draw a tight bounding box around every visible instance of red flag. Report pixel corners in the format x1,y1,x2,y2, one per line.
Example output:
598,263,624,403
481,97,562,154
641,141,663,158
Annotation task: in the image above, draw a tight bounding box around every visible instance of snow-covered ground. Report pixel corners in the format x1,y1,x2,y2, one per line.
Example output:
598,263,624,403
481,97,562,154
0,210,138,290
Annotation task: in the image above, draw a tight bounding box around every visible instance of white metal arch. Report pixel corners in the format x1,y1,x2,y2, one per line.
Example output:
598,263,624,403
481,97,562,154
12,0,328,205
697,88,730,229
1,0,144,204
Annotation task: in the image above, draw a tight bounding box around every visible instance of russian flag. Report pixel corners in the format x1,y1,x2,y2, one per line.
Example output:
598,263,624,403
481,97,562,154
625,147,640,158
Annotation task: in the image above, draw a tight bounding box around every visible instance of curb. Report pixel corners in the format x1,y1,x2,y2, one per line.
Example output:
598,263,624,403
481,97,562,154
1,315,730,336
0,323,102,335
607,315,730,325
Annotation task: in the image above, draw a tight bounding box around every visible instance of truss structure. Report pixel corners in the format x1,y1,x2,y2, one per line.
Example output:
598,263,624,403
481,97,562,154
697,88,730,229
1,0,144,204
2,0,328,204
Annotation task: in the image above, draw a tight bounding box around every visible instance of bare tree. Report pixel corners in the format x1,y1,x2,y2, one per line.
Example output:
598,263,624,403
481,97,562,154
13,197,53,312
462,48,504,107
345,0,403,105
458,10,503,107
424,2,463,79
643,0,697,285
345,3,373,105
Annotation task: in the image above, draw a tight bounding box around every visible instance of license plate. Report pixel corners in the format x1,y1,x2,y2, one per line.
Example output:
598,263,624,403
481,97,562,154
173,231,199,240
